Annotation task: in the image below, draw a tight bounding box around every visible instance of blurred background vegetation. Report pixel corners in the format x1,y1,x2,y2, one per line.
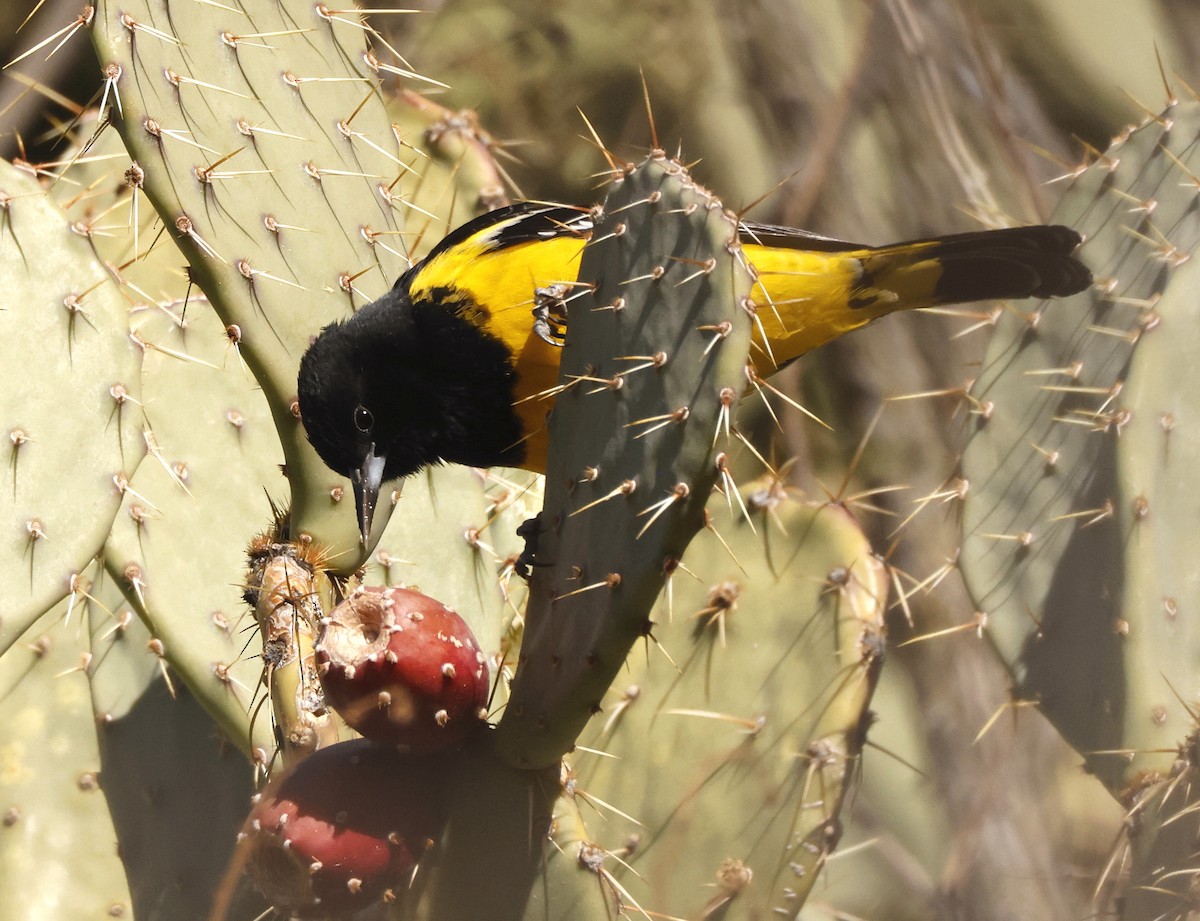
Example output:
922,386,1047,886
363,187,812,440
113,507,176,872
0,1,1189,918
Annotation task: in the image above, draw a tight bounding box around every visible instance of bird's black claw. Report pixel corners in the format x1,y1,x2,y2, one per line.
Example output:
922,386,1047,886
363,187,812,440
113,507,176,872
515,513,544,581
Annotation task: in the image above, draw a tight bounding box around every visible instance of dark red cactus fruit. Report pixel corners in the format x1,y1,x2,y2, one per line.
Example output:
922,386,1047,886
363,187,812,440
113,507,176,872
242,739,446,918
316,586,490,752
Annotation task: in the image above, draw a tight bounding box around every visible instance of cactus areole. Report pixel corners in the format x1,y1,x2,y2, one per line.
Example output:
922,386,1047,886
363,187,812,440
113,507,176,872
316,586,490,752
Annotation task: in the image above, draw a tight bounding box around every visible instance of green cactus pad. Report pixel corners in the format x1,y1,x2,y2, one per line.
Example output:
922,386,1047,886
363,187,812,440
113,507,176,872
0,159,145,656
103,299,283,757
1115,250,1200,783
91,0,413,560
961,97,1200,785
576,495,886,919
1108,250,1200,921
492,153,755,768
0,544,264,920
0,565,133,920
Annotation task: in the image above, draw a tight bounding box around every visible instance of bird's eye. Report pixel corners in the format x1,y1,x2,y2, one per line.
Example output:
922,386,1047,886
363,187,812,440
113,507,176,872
353,404,374,433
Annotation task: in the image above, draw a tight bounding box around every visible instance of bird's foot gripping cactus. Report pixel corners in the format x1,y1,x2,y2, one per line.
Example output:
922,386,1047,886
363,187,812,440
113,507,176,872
961,90,1200,919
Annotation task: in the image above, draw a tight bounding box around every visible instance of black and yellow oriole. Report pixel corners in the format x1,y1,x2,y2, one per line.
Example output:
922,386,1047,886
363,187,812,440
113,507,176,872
297,203,1091,541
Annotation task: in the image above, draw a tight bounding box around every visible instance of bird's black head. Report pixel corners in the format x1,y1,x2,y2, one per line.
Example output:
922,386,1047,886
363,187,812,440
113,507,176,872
297,283,525,543
297,286,446,542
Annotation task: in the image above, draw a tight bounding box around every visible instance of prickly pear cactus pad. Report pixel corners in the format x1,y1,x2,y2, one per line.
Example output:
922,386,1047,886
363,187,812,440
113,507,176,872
961,96,1200,789
492,153,755,769
0,565,133,919
104,300,281,757
1117,239,1200,755
578,496,886,920
1116,245,1200,776
1110,251,1200,921
0,158,145,655
91,0,413,559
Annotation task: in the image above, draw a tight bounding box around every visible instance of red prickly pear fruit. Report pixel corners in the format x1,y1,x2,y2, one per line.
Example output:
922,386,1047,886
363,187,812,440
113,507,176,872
315,586,490,752
242,739,446,917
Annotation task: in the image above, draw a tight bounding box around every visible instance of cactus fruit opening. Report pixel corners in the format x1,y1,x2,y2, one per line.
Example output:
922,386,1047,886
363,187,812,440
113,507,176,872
315,587,490,752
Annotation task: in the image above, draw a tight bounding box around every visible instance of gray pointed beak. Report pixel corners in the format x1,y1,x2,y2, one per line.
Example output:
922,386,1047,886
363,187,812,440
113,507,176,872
351,445,386,545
